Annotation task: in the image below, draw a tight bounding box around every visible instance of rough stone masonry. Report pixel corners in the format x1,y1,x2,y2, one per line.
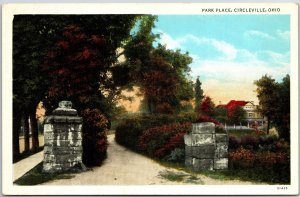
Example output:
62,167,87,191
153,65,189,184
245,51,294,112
184,122,228,171
43,101,86,173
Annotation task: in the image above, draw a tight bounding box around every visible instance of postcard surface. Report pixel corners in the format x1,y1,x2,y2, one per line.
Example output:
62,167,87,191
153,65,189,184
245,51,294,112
2,3,299,195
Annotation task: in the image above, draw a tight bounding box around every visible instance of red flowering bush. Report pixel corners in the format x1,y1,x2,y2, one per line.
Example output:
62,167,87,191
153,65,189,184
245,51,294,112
138,122,192,157
229,147,256,168
256,151,289,168
81,108,108,166
154,132,186,158
229,147,290,183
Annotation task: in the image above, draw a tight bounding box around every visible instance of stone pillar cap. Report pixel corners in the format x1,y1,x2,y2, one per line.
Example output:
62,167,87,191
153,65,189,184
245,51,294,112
52,101,77,116
59,101,73,109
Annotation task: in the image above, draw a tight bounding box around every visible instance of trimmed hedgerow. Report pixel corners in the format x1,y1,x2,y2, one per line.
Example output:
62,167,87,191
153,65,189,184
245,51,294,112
115,114,195,151
138,122,192,157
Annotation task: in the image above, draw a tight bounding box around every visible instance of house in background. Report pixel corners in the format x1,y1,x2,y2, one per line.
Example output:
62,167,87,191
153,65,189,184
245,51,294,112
218,100,264,127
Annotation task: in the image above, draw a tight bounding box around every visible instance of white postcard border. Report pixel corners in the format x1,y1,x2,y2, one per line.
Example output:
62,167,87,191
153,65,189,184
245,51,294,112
2,3,299,195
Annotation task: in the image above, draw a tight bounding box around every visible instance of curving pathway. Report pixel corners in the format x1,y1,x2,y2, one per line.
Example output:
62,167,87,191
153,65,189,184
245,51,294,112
43,134,263,185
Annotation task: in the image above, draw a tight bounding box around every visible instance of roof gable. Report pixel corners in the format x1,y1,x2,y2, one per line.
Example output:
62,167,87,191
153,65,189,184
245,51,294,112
225,100,248,110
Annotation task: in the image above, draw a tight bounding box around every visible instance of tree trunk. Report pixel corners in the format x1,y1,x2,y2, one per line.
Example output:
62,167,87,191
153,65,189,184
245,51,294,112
24,113,30,152
13,107,21,162
266,117,270,135
29,106,39,151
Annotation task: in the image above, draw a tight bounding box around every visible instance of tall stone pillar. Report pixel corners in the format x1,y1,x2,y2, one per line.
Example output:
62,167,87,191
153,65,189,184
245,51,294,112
43,101,86,173
184,122,228,171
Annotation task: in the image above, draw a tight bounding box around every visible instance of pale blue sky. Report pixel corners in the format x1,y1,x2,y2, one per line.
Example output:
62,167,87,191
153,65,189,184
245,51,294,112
153,15,290,103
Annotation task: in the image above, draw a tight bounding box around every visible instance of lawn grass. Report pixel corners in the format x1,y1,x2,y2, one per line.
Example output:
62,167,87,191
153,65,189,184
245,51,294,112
156,159,289,184
14,162,75,185
227,129,253,137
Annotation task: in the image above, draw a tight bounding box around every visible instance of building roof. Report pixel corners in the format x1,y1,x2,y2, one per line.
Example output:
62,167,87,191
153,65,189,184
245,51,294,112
217,100,249,110
226,100,248,109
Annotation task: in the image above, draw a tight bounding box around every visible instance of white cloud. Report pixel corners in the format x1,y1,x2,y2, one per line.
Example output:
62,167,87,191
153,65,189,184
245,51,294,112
158,31,181,49
244,29,290,41
155,31,238,61
178,34,238,61
244,30,275,40
276,30,290,40
153,30,290,103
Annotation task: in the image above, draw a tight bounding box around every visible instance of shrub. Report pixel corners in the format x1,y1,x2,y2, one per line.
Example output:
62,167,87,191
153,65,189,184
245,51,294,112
229,147,255,168
115,114,176,150
229,147,290,183
115,114,195,151
240,135,259,150
177,112,197,123
81,108,108,166
115,119,144,150
154,132,186,159
138,122,192,156
274,138,290,153
228,135,240,150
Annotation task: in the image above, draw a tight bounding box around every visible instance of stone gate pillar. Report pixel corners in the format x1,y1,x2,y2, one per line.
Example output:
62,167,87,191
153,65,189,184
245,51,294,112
43,101,86,173
184,122,228,171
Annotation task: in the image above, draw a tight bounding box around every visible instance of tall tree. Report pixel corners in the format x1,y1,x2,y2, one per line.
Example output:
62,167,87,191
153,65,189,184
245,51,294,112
42,16,139,166
13,15,139,163
274,74,290,141
13,15,53,157
254,75,280,134
195,76,204,112
124,16,193,113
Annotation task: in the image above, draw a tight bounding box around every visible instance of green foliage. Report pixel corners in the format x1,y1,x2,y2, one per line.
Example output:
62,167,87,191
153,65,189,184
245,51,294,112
254,74,290,141
13,15,140,162
254,75,279,132
138,122,191,157
180,103,194,112
227,106,246,125
81,108,109,166
194,77,204,111
213,107,228,124
274,74,290,141
115,114,194,151
124,16,193,114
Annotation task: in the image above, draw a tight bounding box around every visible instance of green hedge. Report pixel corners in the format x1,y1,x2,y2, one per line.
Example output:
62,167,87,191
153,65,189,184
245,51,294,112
115,113,196,151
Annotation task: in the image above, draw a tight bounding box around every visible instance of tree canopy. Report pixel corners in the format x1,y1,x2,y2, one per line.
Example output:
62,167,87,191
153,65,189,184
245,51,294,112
13,15,139,163
123,16,194,114
254,74,290,141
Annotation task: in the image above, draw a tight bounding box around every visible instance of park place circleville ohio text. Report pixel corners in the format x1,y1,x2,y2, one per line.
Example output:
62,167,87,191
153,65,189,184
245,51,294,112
201,8,281,13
